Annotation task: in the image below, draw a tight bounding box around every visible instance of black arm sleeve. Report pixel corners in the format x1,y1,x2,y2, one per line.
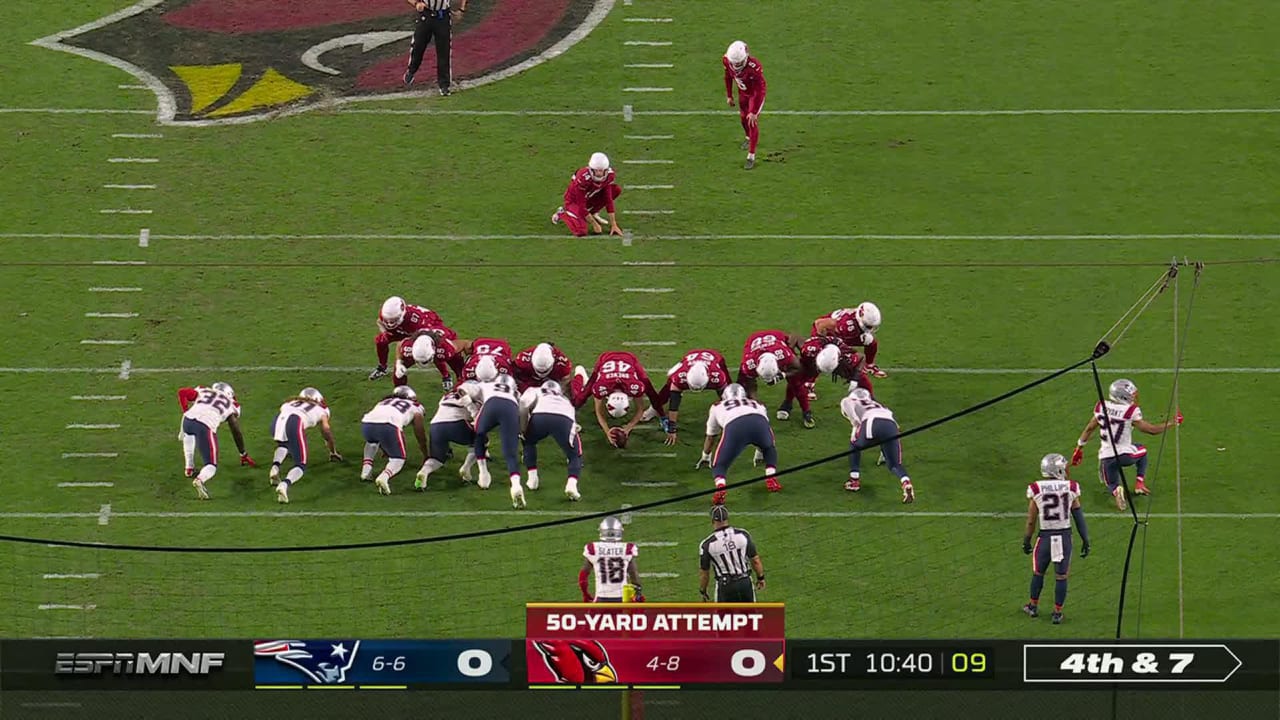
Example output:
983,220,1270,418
1071,506,1090,544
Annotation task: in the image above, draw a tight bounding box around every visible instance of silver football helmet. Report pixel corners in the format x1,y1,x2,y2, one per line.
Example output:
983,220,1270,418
299,387,324,403
211,382,235,399
721,383,748,402
392,385,417,401
1109,379,1138,404
599,515,624,541
1040,453,1068,480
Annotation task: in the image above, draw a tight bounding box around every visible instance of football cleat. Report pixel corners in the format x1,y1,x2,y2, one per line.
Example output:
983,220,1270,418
275,482,289,504
744,157,755,170
510,483,527,509
845,478,861,492
565,479,581,501
740,137,750,150
640,406,658,423
551,207,564,225
1051,611,1064,625
752,448,765,466
375,476,392,495
439,86,451,96
1022,603,1039,618
901,481,915,504
802,412,816,429
403,69,415,86
776,409,790,421
368,366,388,381
477,467,492,489
866,364,888,378
712,490,727,506
414,469,428,490
268,465,280,484
1113,486,1127,510
193,478,209,500
527,469,540,491
458,462,473,483
1134,479,1150,495
441,376,454,392
766,477,782,493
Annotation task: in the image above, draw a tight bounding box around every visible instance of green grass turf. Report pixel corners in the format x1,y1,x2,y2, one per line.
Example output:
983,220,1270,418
1,0,1277,647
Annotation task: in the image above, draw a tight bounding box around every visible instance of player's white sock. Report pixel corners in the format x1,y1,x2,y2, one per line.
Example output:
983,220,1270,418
272,447,288,465
182,434,196,468
384,459,405,477
765,466,776,476
527,468,540,490
197,464,217,482
422,459,443,476
461,451,476,472
747,152,756,160
360,442,378,480
715,476,726,488
509,473,523,488
900,476,911,486
850,472,860,480
285,467,304,485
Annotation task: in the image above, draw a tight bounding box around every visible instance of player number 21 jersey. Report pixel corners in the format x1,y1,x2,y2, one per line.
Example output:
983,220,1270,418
583,541,637,600
1027,479,1082,532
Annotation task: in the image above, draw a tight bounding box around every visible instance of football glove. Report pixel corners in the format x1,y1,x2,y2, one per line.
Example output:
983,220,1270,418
368,365,388,381
329,451,344,462
1070,446,1084,466
1022,538,1033,555
659,417,674,434
240,453,257,467
1174,410,1184,425
1081,542,1091,558
695,452,712,469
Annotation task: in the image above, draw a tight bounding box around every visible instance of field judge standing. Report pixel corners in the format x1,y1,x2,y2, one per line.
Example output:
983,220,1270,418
403,0,467,95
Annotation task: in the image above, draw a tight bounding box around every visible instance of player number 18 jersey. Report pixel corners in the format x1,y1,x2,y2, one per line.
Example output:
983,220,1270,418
583,541,637,600
1028,479,1082,531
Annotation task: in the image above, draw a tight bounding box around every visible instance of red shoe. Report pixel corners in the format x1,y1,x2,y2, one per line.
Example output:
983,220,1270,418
765,477,782,492
712,490,727,505
844,478,861,492
867,364,888,378
1134,480,1150,496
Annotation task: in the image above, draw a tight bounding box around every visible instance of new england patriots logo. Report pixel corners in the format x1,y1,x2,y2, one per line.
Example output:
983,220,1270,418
254,640,361,684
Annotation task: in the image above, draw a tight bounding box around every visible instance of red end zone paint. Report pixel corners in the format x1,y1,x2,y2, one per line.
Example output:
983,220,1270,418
356,0,571,89
164,0,408,34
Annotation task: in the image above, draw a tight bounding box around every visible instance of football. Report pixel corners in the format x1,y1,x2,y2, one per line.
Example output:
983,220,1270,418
609,427,629,448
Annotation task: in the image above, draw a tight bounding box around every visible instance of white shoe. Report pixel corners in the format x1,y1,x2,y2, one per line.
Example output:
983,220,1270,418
276,482,289,504
640,407,658,423
776,409,790,421
551,206,564,224
376,477,391,495
877,452,887,466
360,466,372,482
753,449,765,466
477,468,492,489
414,469,429,490
193,479,209,500
527,471,540,490
565,479,581,501
574,365,589,385
459,463,473,483
268,465,280,484
510,483,527,509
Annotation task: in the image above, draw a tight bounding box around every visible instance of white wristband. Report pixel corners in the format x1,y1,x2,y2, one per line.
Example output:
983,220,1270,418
1077,439,1086,447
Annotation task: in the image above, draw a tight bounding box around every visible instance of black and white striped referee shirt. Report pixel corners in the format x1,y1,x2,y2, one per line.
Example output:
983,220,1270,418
419,0,450,11
699,526,757,582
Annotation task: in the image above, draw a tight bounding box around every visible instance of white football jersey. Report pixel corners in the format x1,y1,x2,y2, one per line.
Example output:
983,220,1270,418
1027,479,1082,532
1094,400,1142,458
840,395,895,439
460,375,520,405
705,399,768,436
272,399,330,441
583,540,638,600
183,386,241,430
361,396,424,427
430,391,478,425
521,385,576,420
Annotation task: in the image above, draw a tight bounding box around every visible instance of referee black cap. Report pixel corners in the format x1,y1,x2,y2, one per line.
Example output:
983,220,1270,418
711,505,729,522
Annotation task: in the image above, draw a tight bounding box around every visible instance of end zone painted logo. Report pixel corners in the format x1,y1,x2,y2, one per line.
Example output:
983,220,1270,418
32,0,613,126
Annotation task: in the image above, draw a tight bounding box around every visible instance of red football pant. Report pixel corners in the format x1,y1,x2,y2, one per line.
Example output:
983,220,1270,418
739,97,760,153
562,186,623,237
784,375,814,413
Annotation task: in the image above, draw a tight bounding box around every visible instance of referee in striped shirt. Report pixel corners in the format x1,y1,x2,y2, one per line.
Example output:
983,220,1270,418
699,505,766,602
403,0,467,95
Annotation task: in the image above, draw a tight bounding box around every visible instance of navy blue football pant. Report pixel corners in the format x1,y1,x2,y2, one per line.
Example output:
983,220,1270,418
850,417,907,480
182,417,219,467
271,414,309,469
429,420,474,462
1032,529,1073,576
712,414,777,478
362,422,406,460
524,413,583,477
1100,447,1147,491
474,397,522,475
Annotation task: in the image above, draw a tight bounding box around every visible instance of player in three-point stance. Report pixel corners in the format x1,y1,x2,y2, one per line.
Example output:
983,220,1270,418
552,153,624,237
458,359,527,508
178,382,253,500
268,387,342,504
697,383,780,504
737,329,800,400
1023,453,1091,625
460,336,514,380
811,302,887,379
520,380,585,501
777,338,846,429
841,386,915,502
1071,378,1183,510
647,348,732,446
360,385,429,495
414,387,479,490
723,40,767,169
571,350,665,448
512,342,573,393
395,328,466,389
580,516,643,603
369,296,447,383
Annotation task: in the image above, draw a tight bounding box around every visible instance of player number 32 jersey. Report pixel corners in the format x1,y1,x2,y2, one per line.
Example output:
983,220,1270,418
1028,479,1082,531
583,541,637,600
183,387,241,430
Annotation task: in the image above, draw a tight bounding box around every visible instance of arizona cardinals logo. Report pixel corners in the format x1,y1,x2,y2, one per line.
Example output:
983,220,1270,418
31,0,613,126
534,639,618,685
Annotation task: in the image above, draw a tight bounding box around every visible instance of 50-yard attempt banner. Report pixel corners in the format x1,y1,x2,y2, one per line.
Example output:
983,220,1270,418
525,603,786,687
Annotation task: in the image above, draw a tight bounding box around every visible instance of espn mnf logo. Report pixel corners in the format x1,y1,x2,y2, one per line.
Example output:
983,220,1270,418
55,651,225,676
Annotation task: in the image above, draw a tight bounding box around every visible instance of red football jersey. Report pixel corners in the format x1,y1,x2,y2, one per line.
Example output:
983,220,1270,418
723,55,766,105
564,167,619,211
796,336,859,377
590,351,648,398
377,304,442,341
812,308,869,343
739,330,795,378
513,344,572,391
462,337,514,378
667,348,731,392
397,328,460,368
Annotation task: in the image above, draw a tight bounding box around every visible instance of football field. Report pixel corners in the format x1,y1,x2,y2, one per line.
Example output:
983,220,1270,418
1,0,1277,647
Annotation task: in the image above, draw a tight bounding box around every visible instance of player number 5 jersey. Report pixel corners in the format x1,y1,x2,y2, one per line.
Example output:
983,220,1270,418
183,387,241,430
1028,479,1082,531
583,541,637,600
1094,400,1142,458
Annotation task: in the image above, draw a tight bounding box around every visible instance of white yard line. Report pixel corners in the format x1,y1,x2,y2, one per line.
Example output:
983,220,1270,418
623,17,673,22
38,604,97,610
623,41,672,46
621,341,676,346
621,452,678,458
117,84,148,89
622,314,676,319
65,423,120,429
2,365,1277,375
623,87,674,93
622,159,675,164
61,452,119,458
3,510,1274,521
99,503,112,526
98,209,153,215
639,572,680,578
106,157,159,163
625,135,674,140
622,261,676,266
626,63,674,68
57,482,115,488
635,541,680,547
622,288,676,293
80,339,134,345
92,260,146,265
621,209,675,215
89,287,142,292
43,573,101,580
84,312,139,318
6,232,1276,242
622,482,679,488
118,359,132,379
70,395,127,400
111,133,163,139
8,106,1280,117
626,184,675,190
102,184,156,190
